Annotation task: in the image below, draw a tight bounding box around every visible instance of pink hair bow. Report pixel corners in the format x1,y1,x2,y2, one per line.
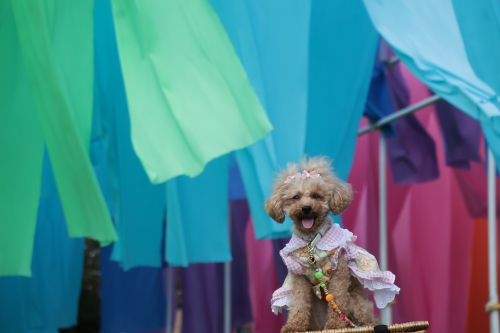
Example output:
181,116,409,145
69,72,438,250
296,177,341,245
284,170,321,184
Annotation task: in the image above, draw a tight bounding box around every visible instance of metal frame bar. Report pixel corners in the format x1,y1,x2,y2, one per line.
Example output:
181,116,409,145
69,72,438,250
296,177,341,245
224,262,231,333
166,265,173,333
358,95,442,136
488,148,499,333
224,206,232,333
358,94,499,332
379,134,391,324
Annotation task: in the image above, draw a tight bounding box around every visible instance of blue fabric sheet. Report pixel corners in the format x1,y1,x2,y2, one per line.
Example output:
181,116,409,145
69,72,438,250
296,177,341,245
94,0,165,269
100,245,166,333
364,60,396,138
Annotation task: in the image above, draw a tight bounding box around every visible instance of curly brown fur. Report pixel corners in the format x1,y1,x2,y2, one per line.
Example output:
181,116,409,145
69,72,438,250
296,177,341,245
265,156,379,331
280,274,314,333
348,278,380,326
324,256,351,329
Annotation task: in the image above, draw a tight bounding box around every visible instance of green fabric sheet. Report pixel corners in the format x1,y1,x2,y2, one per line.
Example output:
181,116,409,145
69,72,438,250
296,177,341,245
111,0,272,184
0,0,43,276
0,0,117,276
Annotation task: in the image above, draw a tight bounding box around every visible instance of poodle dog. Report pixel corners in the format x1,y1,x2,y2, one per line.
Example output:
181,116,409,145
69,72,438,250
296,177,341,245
265,156,399,333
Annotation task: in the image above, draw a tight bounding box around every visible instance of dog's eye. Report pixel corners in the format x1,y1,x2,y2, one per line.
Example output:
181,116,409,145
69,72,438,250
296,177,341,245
293,195,300,200
312,194,320,199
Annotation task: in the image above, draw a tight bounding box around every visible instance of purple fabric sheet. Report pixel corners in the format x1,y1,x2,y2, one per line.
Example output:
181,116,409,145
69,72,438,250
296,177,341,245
385,61,440,184
180,200,252,333
433,96,482,170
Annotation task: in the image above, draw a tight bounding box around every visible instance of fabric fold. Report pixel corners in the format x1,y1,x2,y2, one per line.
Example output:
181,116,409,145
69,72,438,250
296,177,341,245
110,0,272,184
363,0,500,171
94,0,164,269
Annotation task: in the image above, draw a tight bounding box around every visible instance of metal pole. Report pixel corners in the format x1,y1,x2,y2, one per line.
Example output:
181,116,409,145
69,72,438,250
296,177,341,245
488,148,499,333
358,95,442,136
224,262,231,333
379,133,391,325
224,205,231,333
166,265,173,333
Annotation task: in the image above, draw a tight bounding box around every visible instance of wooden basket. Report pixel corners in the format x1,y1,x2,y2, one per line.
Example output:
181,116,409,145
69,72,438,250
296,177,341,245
300,321,429,333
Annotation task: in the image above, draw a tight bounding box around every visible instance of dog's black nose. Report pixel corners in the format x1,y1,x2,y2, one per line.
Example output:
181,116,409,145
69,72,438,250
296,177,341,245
302,206,312,214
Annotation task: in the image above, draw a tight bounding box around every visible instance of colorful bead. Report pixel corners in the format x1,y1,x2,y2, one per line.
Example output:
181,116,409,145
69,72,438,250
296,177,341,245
332,304,338,309
315,272,323,279
325,294,333,302
339,313,345,319
321,283,326,288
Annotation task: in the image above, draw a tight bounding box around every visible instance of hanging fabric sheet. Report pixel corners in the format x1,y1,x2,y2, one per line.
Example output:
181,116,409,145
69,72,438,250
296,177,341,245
384,62,439,184
94,0,165,269
110,0,272,184
306,0,378,191
0,0,43,276
0,154,84,332
166,155,231,266
100,245,166,333
1,0,117,276
211,0,311,239
363,0,500,172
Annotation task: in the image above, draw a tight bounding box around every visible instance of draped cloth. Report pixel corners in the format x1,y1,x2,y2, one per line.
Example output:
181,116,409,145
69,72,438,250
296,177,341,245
100,245,166,333
94,0,165,269
1,0,117,276
211,0,311,239
363,0,500,171
0,154,84,332
305,0,378,227
110,0,272,184
166,156,231,266
344,72,477,333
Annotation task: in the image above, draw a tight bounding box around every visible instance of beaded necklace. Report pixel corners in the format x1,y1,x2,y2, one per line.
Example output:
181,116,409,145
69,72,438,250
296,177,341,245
307,238,358,329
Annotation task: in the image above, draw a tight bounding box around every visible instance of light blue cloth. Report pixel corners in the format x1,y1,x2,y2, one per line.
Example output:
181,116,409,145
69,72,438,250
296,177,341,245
166,155,232,266
452,0,500,167
0,154,84,333
211,0,311,239
363,0,500,170
94,0,165,269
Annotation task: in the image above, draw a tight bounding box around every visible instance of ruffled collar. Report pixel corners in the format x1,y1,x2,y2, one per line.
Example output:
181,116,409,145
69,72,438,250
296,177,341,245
283,218,356,254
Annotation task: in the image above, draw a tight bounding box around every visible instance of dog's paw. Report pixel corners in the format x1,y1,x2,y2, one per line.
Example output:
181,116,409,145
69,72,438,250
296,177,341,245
280,325,296,333
324,317,349,330
281,322,307,333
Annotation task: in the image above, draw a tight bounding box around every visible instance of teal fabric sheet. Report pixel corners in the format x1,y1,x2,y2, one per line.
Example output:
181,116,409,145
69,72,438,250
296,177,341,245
214,0,377,237
166,155,231,266
306,0,378,183
211,0,311,239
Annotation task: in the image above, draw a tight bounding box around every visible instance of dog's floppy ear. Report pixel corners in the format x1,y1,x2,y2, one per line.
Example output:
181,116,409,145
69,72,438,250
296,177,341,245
329,180,353,215
264,187,285,223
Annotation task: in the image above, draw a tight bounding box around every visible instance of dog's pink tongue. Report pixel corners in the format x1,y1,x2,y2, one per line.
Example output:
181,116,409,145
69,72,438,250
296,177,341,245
302,218,314,229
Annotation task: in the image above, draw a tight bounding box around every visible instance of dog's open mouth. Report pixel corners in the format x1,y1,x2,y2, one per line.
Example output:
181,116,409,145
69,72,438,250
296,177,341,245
302,218,315,229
